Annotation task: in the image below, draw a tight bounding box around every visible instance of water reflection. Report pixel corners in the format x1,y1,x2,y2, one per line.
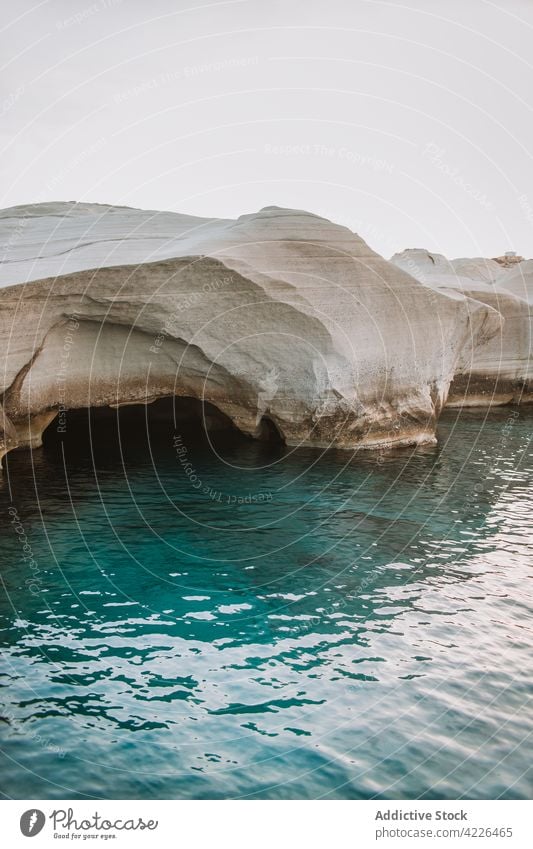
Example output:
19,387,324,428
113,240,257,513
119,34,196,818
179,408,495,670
0,406,532,799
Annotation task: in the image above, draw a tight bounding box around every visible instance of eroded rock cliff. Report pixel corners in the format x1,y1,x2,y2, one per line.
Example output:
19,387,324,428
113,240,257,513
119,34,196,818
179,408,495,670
0,204,501,459
391,249,533,406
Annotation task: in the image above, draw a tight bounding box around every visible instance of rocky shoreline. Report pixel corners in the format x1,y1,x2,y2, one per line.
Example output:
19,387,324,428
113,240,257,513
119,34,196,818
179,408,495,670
0,203,531,465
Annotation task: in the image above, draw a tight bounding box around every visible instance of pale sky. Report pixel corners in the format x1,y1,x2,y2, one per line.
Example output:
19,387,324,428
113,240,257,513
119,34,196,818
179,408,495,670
2,0,533,259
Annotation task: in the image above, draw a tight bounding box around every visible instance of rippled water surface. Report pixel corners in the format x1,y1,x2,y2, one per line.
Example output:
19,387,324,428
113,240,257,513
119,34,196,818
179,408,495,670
0,407,532,799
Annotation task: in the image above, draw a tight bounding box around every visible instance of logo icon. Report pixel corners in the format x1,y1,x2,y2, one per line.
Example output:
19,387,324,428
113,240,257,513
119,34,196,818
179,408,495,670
20,809,45,837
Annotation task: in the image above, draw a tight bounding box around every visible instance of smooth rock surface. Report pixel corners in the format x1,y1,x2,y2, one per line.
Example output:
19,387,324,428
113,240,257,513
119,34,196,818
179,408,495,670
390,248,502,286
497,259,533,304
450,256,502,284
0,204,500,456
391,249,533,405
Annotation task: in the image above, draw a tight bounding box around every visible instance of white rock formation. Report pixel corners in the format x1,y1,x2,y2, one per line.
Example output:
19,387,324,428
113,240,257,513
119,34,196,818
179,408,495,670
391,249,533,405
0,204,501,459
450,257,502,284
390,248,502,286
497,259,533,304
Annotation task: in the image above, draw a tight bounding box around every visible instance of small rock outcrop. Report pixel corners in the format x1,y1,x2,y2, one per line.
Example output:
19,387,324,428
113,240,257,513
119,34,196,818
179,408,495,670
0,203,501,460
492,253,525,270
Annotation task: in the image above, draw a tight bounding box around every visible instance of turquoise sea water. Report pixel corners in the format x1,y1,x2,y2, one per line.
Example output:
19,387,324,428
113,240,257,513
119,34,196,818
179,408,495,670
0,406,532,800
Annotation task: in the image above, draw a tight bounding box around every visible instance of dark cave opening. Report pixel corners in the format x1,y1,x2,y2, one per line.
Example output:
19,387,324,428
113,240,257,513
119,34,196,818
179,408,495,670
257,415,284,445
42,396,243,456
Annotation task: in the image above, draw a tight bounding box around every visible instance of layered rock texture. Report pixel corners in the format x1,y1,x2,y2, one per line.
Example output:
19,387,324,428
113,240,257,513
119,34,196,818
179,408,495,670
497,259,533,304
0,402,18,462
0,203,510,462
492,253,525,270
392,249,533,406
